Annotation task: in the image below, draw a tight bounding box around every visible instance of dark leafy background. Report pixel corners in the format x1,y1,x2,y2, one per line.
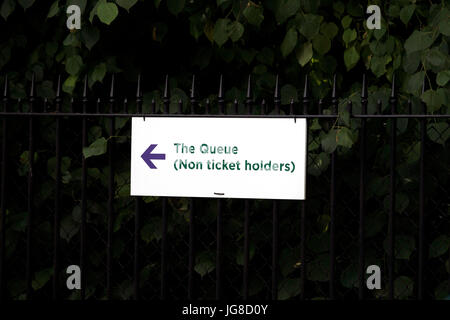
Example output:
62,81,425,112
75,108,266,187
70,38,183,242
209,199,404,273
0,0,449,300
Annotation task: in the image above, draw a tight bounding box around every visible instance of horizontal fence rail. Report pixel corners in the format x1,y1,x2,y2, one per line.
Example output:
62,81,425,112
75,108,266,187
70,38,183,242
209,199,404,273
0,73,449,301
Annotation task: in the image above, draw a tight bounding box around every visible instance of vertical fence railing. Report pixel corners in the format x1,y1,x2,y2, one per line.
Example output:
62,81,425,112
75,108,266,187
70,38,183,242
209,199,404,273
160,75,169,300
134,74,143,300
243,75,252,301
25,74,35,300
52,76,62,300
359,75,368,300
0,73,449,301
300,75,309,301
329,75,338,300
188,75,196,300
216,75,224,300
80,76,88,300
106,75,115,299
417,82,427,300
0,76,7,300
271,76,280,300
388,77,397,299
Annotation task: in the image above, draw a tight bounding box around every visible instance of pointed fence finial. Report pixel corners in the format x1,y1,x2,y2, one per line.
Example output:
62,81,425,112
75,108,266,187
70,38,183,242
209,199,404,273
274,74,280,99
261,99,266,115
361,74,368,114
290,98,295,115
331,74,338,114
3,74,8,98
190,74,196,99
136,74,142,98
109,74,115,98
390,74,396,98
361,74,368,98
303,74,309,98
246,75,252,99
56,75,61,98
30,73,35,97
331,74,337,99
218,74,223,99
163,74,169,99
83,74,88,98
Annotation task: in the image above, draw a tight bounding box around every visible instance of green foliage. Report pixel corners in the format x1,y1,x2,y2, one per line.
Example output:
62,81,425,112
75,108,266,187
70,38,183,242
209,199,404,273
83,137,108,159
1,0,449,301
97,1,119,25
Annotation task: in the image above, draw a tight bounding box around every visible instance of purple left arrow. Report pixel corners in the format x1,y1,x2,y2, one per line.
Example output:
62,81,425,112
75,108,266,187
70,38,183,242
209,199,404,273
141,144,166,169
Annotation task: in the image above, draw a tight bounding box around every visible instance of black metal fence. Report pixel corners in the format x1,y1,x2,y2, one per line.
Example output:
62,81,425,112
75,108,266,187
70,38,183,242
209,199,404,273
0,73,449,300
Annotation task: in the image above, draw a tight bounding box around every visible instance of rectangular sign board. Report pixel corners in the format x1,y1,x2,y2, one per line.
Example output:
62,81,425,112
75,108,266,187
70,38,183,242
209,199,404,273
130,117,307,200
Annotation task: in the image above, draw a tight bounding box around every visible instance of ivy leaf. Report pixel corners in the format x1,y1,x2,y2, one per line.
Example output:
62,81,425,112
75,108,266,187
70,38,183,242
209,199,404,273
344,46,359,70
405,71,425,95
298,14,322,40
115,0,138,12
278,278,301,300
402,51,421,74
97,1,119,25
281,28,297,57
18,0,35,10
91,63,107,85
65,55,83,76
320,22,338,39
229,21,244,42
194,252,215,277
32,268,53,291
275,0,300,24
370,55,389,78
47,1,59,18
213,18,231,47
421,89,445,112
399,4,415,25
321,129,337,154
436,70,450,87
341,15,352,28
429,235,450,258
243,4,264,27
1,0,16,20
438,14,450,36
404,31,435,54
342,29,356,45
425,48,447,68
62,75,78,94
81,25,100,50
167,0,184,16
336,127,355,148
83,137,108,159
312,34,331,55
296,42,313,67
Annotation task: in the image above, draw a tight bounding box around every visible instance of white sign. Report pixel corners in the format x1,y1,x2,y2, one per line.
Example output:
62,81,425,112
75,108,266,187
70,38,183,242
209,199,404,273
130,117,307,200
